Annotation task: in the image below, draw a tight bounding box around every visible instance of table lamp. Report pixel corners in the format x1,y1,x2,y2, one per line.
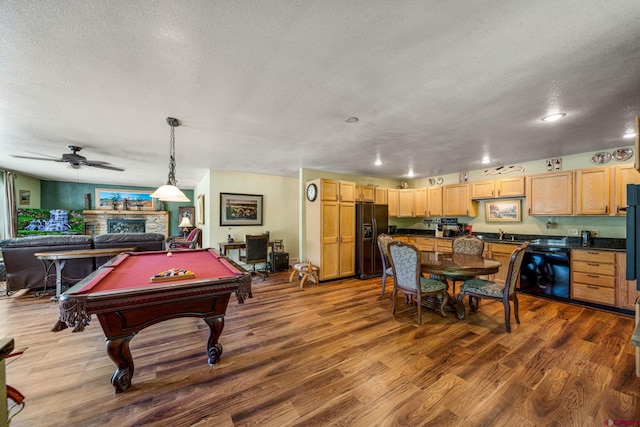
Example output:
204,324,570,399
179,216,193,237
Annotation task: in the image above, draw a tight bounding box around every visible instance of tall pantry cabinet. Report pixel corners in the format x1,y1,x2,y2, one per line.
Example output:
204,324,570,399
305,178,356,281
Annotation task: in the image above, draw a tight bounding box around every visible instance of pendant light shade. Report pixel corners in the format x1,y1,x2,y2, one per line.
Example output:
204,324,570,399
151,117,190,202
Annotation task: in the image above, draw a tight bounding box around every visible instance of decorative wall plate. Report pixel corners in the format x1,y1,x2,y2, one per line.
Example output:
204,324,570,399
427,178,435,186
612,148,633,161
435,177,444,185
591,152,612,164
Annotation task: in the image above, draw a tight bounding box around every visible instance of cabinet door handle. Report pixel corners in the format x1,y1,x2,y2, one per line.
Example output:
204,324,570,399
528,208,531,215
587,263,600,266
586,285,599,289
587,274,600,278
497,190,500,196
586,252,600,255
605,206,608,214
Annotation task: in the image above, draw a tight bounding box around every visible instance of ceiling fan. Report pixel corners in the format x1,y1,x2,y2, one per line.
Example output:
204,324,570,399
11,145,125,171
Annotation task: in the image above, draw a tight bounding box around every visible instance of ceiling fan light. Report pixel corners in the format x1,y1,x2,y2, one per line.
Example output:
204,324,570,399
150,184,190,202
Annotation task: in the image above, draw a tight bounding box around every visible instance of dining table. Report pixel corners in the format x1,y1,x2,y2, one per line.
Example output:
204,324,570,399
420,251,502,319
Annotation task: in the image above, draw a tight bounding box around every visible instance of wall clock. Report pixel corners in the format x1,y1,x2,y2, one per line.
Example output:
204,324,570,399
306,183,318,202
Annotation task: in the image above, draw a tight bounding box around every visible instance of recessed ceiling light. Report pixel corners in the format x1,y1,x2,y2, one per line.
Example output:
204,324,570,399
407,169,414,178
374,159,382,166
623,131,636,139
344,116,359,123
541,113,566,122
481,155,491,164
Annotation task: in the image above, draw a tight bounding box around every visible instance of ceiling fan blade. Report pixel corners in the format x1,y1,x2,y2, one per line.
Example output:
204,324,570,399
11,154,63,162
84,161,125,171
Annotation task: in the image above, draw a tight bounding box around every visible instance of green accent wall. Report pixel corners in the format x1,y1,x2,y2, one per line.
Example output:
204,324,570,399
40,181,194,236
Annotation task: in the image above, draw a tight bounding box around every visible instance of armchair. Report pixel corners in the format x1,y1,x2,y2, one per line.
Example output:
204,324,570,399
166,228,201,250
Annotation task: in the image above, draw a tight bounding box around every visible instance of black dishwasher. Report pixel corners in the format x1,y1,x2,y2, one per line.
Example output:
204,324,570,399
519,245,570,299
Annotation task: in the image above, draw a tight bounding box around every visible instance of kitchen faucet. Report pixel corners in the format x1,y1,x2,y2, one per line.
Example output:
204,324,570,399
498,229,505,240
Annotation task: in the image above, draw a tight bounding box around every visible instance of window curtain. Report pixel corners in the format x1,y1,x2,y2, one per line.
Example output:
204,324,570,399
4,170,17,238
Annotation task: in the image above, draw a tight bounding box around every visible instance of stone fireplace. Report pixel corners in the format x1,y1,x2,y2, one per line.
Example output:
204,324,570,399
83,210,168,236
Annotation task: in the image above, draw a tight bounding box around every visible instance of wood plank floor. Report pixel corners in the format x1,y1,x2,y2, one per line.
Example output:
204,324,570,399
2,272,640,426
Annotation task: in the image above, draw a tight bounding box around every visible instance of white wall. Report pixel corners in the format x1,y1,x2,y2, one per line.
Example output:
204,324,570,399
199,170,299,262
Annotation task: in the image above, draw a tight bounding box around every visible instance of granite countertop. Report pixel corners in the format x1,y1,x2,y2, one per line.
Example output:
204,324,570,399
390,229,626,251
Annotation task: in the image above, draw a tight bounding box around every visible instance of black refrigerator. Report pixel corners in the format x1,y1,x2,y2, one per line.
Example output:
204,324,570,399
356,202,389,279
626,184,640,291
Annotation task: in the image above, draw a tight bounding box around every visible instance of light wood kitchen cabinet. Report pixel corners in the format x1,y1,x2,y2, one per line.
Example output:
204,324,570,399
471,180,495,199
388,188,399,217
321,179,355,202
374,187,387,205
436,238,453,253
489,243,519,284
575,167,611,215
571,249,616,306
613,163,640,215
393,235,417,246
414,188,427,217
443,183,478,217
416,237,435,251
398,189,414,217
471,177,525,199
356,185,375,202
526,171,573,215
497,177,526,198
427,187,443,217
615,252,640,311
306,178,355,281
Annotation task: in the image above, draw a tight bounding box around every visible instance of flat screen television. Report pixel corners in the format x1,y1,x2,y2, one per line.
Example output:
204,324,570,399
17,208,84,236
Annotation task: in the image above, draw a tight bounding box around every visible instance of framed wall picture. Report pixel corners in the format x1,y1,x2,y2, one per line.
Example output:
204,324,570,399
19,190,30,205
486,199,521,222
95,188,156,210
196,194,205,226
178,206,195,228
220,193,263,226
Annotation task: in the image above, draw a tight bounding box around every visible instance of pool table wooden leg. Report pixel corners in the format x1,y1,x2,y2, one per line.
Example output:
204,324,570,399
204,315,225,365
106,334,135,393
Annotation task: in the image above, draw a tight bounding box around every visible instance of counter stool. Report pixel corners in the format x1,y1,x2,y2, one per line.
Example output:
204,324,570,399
289,262,319,288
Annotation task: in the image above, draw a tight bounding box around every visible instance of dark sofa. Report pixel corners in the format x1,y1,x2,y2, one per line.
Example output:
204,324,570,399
0,233,166,293
0,235,94,292
93,232,165,265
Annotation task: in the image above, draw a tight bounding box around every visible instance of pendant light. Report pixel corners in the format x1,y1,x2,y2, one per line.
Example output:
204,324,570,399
150,117,190,202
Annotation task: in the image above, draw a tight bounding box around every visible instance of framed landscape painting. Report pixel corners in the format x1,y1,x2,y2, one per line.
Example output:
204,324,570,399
95,188,156,210
486,199,521,222
220,193,263,226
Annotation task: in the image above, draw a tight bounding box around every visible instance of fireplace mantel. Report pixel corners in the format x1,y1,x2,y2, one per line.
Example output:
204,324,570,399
83,210,168,236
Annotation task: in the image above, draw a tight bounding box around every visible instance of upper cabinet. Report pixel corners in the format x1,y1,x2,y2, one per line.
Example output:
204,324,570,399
575,167,610,215
427,187,443,217
613,163,640,215
526,171,573,215
374,187,387,205
387,188,399,217
321,179,355,202
443,183,478,217
413,188,427,218
398,189,414,217
471,177,525,199
355,185,375,202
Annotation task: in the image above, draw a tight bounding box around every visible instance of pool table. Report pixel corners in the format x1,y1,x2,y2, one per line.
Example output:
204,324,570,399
53,248,252,393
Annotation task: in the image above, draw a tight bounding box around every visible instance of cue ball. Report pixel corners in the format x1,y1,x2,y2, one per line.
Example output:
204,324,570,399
167,252,173,257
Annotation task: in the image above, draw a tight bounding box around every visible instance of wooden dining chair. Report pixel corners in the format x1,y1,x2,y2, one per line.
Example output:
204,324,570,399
388,241,449,325
456,242,529,333
376,234,395,296
448,235,485,293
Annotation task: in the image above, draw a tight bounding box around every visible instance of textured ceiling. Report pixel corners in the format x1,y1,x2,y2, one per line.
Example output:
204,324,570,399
1,1,639,188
